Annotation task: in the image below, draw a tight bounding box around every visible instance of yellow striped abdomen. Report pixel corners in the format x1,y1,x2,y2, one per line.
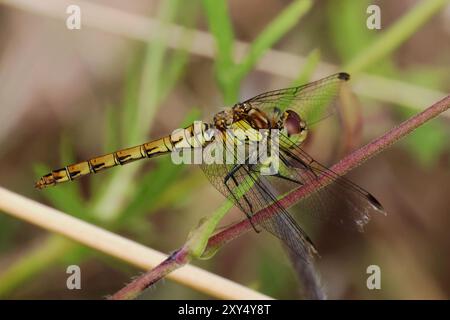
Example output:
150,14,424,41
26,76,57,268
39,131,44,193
35,122,208,189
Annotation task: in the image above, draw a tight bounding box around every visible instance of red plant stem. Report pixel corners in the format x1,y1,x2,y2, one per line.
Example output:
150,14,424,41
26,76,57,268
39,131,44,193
110,248,189,300
111,95,449,299
205,94,450,251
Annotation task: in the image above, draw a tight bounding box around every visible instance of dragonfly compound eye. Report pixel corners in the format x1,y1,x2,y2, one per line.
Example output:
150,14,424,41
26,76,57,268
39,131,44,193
284,110,305,136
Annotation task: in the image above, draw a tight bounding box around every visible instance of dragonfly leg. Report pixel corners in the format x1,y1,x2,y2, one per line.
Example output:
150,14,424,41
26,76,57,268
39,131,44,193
280,151,319,180
224,165,261,234
272,173,303,185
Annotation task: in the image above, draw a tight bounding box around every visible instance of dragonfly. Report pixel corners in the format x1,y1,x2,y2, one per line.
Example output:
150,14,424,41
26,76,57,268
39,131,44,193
35,72,384,261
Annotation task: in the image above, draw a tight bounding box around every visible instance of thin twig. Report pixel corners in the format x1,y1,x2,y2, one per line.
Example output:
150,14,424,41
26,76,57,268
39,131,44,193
1,0,447,117
112,95,449,299
0,187,272,300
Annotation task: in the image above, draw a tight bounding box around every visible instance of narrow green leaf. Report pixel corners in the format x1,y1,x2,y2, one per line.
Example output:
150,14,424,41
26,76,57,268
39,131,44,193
234,0,312,81
59,133,76,165
161,0,199,99
56,135,84,212
104,104,121,153
0,215,19,252
117,108,202,222
291,48,320,87
93,0,184,221
136,0,182,140
202,0,235,72
180,107,202,127
345,0,448,73
121,59,141,145
403,109,448,167
160,49,189,100
118,158,185,223
0,236,74,298
327,0,373,63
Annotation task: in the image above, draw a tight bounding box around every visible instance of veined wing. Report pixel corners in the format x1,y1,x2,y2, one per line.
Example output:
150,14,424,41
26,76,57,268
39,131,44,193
199,128,318,261
271,131,385,231
199,123,384,261
243,72,349,126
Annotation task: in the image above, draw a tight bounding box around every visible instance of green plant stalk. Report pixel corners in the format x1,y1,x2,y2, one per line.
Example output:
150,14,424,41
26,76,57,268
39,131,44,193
0,236,73,298
345,0,448,73
291,49,320,86
202,0,236,103
104,104,122,153
136,0,181,134
328,0,374,63
234,0,312,81
202,0,235,73
184,175,257,259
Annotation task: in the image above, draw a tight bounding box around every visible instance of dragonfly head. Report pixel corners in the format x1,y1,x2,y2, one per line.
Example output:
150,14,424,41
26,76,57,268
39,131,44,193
282,110,308,141
213,109,234,130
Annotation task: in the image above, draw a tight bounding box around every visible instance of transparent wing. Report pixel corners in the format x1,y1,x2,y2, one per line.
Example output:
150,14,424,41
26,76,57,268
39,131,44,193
200,129,318,261
271,131,385,231
243,72,349,125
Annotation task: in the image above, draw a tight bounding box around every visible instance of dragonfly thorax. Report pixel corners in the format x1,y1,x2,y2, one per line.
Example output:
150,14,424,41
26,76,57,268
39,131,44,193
213,103,307,145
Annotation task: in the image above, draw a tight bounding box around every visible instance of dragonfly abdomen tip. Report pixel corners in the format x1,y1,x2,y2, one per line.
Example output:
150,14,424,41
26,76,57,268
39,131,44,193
367,193,385,214
34,179,45,190
338,72,350,81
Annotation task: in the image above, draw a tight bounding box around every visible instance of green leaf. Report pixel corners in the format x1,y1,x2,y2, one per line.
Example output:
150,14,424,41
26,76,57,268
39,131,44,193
40,135,85,216
202,0,235,74
121,58,141,145
258,251,293,298
117,108,201,222
327,0,373,63
290,48,320,87
234,0,312,81
180,107,202,127
0,215,19,253
59,133,76,165
160,1,199,99
160,49,190,100
136,0,182,140
0,236,74,298
403,116,448,167
104,104,121,153
117,158,185,224
93,0,186,221
345,0,448,73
